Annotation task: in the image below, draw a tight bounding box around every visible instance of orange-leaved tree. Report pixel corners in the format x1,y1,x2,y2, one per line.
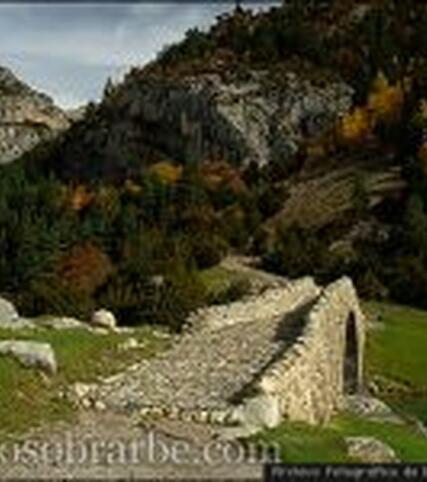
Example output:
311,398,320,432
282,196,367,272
58,241,113,296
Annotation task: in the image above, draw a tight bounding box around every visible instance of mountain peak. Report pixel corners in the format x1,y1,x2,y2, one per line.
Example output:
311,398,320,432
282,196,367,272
0,65,71,164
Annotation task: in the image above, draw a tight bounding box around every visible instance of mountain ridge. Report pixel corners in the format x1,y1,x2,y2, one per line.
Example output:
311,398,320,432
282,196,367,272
0,65,71,164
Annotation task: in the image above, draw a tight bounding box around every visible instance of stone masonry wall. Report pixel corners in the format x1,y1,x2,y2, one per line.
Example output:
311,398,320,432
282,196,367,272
257,277,365,425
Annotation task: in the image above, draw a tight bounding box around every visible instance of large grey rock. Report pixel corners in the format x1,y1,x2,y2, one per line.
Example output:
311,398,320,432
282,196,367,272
233,394,282,429
345,436,399,462
0,298,34,330
0,296,19,324
344,395,402,424
91,309,117,330
0,340,57,373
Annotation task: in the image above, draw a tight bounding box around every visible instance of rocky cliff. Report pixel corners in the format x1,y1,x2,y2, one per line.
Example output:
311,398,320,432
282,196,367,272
116,70,353,166
47,67,353,180
0,67,70,164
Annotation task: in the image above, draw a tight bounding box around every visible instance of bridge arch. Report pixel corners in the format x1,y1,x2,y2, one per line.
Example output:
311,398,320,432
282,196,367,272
344,311,360,394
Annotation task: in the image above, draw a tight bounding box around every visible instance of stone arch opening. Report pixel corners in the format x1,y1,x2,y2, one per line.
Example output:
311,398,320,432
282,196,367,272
344,311,359,394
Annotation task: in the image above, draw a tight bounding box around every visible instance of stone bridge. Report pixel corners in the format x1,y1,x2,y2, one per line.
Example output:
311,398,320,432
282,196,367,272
91,276,365,429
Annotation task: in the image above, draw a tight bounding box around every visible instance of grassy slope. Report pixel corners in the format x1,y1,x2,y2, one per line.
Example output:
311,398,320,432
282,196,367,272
0,263,243,440
255,301,427,462
365,302,427,425
0,326,169,439
257,414,427,463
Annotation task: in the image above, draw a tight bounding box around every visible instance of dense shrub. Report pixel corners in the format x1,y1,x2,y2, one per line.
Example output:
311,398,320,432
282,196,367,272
386,256,427,308
19,275,94,320
261,226,329,279
58,242,113,296
99,262,206,331
189,233,228,270
208,278,251,306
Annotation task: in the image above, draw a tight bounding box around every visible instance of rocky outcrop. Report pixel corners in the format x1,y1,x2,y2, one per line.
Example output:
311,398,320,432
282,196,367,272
54,69,353,179
0,66,70,164
0,340,57,373
267,165,406,232
344,394,402,424
0,296,19,325
91,309,117,330
117,71,352,166
0,296,34,330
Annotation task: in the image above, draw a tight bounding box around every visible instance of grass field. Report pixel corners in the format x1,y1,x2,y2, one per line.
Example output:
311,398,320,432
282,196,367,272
255,301,427,462
0,326,169,438
256,414,427,462
365,302,427,425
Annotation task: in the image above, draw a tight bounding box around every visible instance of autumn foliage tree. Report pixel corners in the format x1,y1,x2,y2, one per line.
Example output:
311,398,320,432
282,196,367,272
58,242,113,297
337,71,407,145
367,71,405,125
338,107,373,145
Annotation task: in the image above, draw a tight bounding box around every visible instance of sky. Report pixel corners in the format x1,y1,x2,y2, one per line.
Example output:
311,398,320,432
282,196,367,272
0,3,277,109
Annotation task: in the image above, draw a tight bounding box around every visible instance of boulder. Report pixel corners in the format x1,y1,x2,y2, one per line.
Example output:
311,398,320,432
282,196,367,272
0,340,57,373
91,309,117,330
0,298,34,330
0,296,19,324
344,395,402,424
345,436,399,462
233,394,281,429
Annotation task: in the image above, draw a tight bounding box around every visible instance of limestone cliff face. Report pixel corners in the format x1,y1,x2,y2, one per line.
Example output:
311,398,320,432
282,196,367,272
56,69,353,178
0,67,70,164
109,70,353,166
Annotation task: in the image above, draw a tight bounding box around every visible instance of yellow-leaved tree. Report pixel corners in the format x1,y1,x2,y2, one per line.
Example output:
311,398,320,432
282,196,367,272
338,107,373,144
367,71,405,124
337,71,407,146
149,161,183,184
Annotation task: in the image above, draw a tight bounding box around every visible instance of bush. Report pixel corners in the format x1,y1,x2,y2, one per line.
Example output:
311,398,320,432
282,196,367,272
58,242,113,296
208,278,251,305
145,268,206,331
98,261,206,331
19,276,95,320
353,268,388,300
386,256,427,308
261,226,327,278
189,233,228,270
